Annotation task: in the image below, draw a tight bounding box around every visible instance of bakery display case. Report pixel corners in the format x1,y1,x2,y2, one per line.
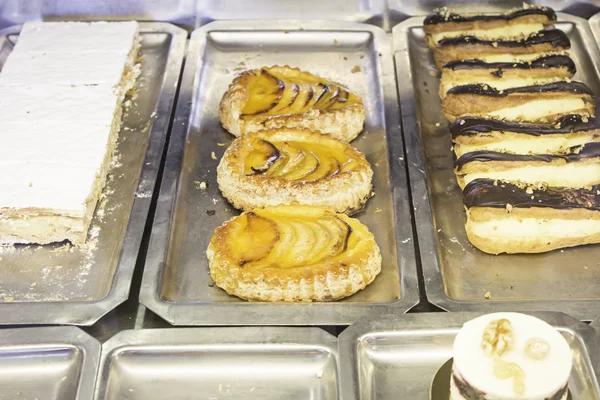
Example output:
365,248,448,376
0,1,599,399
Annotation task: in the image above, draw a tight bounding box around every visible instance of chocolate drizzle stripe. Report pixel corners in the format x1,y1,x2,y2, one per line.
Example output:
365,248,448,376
463,178,600,211
425,7,556,25
446,80,593,97
443,54,576,74
455,142,600,171
436,28,570,48
451,114,600,139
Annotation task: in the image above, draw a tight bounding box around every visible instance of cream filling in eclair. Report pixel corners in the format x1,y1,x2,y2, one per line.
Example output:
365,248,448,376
468,216,600,239
486,98,588,121
454,133,597,157
430,23,545,44
461,163,600,188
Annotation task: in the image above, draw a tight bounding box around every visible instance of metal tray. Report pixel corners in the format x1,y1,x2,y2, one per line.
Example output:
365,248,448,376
0,22,186,325
393,14,600,320
589,11,600,44
0,326,100,400
140,20,419,325
94,327,339,399
339,312,600,400
195,0,385,28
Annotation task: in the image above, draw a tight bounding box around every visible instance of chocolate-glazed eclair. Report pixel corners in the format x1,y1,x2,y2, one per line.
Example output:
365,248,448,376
454,142,600,189
432,28,570,70
439,54,575,99
424,6,557,49
464,179,600,254
442,81,594,123
452,114,600,157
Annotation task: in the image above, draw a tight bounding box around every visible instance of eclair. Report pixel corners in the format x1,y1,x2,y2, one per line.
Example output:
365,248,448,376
439,54,575,98
432,28,570,70
452,114,600,157
424,6,557,48
442,81,594,122
454,142,600,189
464,178,600,254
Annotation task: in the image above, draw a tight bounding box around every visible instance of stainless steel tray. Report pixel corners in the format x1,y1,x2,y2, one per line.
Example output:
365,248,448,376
140,20,419,325
393,14,600,320
195,0,385,28
0,326,100,400
339,312,600,399
0,22,186,325
589,11,600,44
94,327,339,399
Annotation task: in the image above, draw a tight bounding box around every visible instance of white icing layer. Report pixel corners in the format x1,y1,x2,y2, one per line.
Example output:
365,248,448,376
453,313,572,400
0,21,139,243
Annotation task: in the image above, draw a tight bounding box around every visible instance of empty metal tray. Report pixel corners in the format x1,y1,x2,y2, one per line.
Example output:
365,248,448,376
94,327,339,400
140,20,419,325
339,312,600,399
393,14,600,320
0,326,100,400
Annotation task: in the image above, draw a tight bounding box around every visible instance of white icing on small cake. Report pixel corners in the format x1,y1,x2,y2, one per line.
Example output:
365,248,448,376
451,313,572,400
0,21,140,245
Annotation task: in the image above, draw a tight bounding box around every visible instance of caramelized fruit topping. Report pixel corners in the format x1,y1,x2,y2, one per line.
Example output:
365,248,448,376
241,67,360,117
243,137,362,181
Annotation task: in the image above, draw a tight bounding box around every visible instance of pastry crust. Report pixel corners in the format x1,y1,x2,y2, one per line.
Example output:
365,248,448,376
466,206,600,254
439,56,575,99
432,29,570,70
219,65,365,142
424,6,556,48
206,205,382,302
217,128,373,214
441,82,594,122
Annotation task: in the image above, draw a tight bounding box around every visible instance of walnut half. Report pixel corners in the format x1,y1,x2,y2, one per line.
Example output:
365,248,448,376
482,318,514,357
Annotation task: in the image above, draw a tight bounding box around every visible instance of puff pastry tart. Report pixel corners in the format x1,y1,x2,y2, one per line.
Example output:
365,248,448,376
464,178,600,254
219,65,365,142
432,28,570,70
217,128,373,214
424,6,556,49
441,81,594,123
439,54,575,99
451,115,600,157
454,142,600,190
206,205,382,302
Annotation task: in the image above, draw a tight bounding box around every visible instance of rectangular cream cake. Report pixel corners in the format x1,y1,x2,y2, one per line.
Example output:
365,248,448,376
0,21,140,245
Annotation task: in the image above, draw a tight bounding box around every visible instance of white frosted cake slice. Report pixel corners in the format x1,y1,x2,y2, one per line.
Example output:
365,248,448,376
0,21,140,245
450,313,572,400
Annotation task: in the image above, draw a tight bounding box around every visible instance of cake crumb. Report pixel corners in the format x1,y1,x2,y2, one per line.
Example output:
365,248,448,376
375,208,382,213
493,180,498,186
3,297,13,302
351,65,361,73
30,282,36,287
584,265,588,269
435,122,440,127
525,187,533,194
211,151,217,160
505,203,513,213
333,39,340,45
217,143,227,147
194,181,207,190
460,120,465,125
484,292,491,299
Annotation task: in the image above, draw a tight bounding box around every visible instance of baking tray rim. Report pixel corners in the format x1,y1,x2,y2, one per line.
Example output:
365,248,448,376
392,13,600,321
0,22,187,326
0,325,101,400
139,19,420,326
338,311,600,400
94,326,339,400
